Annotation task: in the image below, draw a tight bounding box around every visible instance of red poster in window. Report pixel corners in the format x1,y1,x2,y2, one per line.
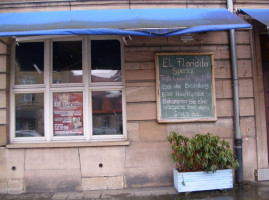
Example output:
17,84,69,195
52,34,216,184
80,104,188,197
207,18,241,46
53,92,83,136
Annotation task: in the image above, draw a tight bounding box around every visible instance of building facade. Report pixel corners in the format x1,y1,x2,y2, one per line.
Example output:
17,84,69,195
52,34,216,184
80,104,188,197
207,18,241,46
0,0,269,194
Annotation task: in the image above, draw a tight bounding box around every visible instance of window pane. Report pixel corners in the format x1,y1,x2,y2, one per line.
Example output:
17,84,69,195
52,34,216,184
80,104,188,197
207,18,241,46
53,92,83,136
53,41,82,84
91,40,121,82
15,42,44,85
92,91,122,135
15,93,44,137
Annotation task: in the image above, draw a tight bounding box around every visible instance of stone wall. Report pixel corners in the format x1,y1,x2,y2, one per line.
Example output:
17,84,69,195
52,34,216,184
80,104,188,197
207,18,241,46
0,38,8,146
0,30,257,194
124,31,256,183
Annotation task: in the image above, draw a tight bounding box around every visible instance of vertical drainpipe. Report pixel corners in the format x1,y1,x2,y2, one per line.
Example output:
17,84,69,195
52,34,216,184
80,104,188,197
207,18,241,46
227,0,243,184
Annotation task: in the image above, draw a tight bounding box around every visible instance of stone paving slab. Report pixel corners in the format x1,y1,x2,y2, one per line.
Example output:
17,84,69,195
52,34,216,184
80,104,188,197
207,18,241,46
1,183,269,200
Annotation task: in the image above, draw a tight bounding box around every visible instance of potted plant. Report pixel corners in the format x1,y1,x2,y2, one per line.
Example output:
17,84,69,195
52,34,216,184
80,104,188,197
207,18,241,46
167,131,239,193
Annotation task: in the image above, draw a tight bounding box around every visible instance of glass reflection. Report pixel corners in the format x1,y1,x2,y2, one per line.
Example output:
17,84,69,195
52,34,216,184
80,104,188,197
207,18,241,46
53,41,82,84
15,42,44,85
15,93,44,137
91,40,121,82
92,90,122,135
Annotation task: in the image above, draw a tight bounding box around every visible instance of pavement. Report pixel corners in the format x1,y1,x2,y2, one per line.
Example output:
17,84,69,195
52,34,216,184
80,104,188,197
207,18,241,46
0,181,269,200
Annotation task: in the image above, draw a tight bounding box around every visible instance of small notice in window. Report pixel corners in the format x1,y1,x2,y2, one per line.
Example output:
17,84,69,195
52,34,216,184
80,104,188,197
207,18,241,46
53,92,83,136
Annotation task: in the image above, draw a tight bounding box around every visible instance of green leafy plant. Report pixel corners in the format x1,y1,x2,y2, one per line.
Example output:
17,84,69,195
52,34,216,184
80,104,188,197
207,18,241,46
167,131,239,172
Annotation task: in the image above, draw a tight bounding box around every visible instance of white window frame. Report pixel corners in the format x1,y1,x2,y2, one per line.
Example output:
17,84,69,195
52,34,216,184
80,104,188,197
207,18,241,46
10,35,127,143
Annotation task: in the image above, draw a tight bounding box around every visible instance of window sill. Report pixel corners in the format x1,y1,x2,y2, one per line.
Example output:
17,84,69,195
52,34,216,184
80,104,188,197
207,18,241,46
6,140,130,149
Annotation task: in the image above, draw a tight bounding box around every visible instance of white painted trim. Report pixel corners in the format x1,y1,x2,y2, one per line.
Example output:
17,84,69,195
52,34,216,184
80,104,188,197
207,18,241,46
15,35,78,42
44,39,51,142
10,35,127,143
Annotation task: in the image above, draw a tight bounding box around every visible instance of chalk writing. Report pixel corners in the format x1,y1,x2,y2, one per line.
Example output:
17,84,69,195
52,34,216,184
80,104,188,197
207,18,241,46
156,54,216,122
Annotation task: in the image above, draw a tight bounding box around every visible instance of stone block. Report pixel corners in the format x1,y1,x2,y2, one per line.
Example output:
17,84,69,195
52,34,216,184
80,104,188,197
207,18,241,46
237,45,251,59
79,147,125,177
0,180,7,194
0,56,7,72
8,179,24,194
168,118,233,138
24,169,81,193
214,60,231,79
239,79,254,98
127,122,139,141
0,109,6,124
107,176,124,189
25,148,80,170
0,42,7,54
0,91,6,108
236,31,250,44
126,81,155,87
240,98,255,116
126,86,155,102
198,118,234,138
134,187,177,196
124,166,173,189
215,81,223,98
222,80,233,98
0,74,6,89
125,69,155,81
139,121,168,141
0,149,25,180
168,123,201,136
214,48,230,59
238,60,252,78
126,103,156,121
242,137,257,181
136,47,160,52
51,193,69,200
0,125,7,146
240,117,255,137
125,51,154,62
141,62,154,70
125,142,172,168
81,177,107,190
215,80,232,99
216,99,233,117
67,192,84,199
128,36,168,46
161,46,180,51
200,31,228,45
84,190,102,199
125,62,140,70
0,38,10,44
101,190,134,199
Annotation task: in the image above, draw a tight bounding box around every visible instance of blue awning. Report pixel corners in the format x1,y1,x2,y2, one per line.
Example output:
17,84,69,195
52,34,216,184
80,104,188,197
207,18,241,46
239,9,269,27
0,8,251,37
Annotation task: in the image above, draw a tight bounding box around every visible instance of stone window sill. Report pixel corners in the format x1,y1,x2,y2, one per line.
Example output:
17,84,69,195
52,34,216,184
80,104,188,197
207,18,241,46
6,140,130,149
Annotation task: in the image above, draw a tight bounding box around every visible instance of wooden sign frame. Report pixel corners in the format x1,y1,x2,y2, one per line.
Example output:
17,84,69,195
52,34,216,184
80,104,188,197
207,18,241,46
155,53,217,123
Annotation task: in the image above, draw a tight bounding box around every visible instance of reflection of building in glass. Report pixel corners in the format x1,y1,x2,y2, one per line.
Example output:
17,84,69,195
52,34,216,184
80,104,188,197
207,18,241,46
15,93,44,137
92,91,122,135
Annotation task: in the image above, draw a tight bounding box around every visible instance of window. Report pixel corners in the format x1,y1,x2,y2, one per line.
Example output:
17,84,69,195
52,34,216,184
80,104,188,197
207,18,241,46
11,36,126,143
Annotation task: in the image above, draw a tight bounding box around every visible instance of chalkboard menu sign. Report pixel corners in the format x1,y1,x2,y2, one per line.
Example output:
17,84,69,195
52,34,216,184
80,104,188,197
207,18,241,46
155,53,216,123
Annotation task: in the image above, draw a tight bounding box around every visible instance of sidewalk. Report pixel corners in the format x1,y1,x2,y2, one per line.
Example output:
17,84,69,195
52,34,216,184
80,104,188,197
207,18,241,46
0,181,269,200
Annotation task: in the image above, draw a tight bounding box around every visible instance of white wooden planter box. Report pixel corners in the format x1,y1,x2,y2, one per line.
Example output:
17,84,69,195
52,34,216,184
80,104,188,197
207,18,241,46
173,168,233,193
